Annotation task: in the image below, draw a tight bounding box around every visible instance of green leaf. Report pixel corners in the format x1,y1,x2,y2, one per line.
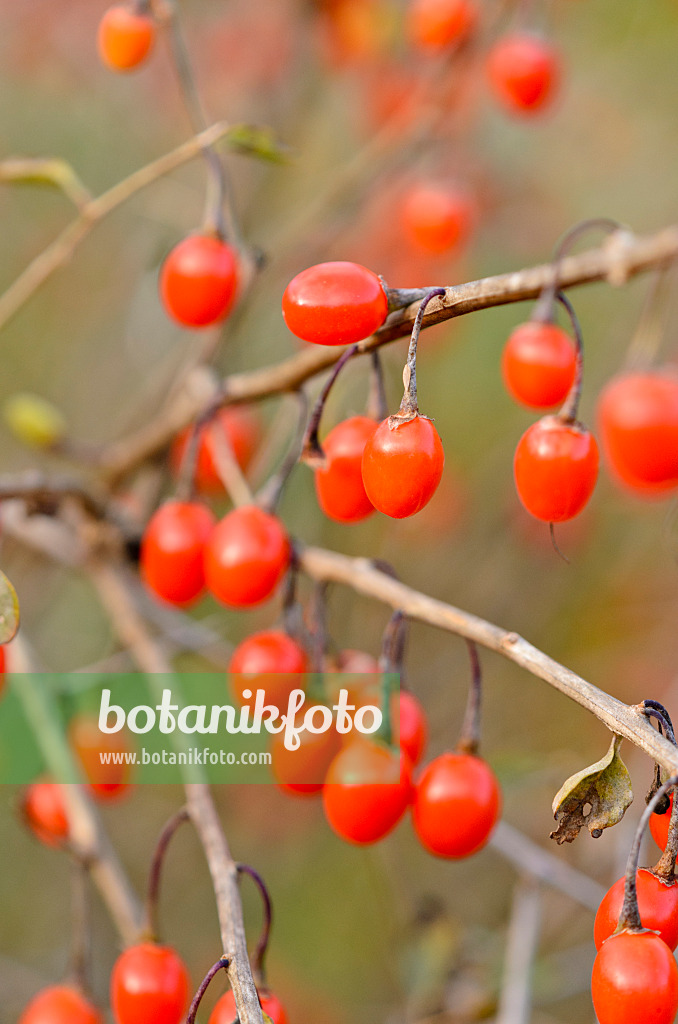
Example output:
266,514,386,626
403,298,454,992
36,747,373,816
0,570,20,644
226,124,290,163
550,734,632,845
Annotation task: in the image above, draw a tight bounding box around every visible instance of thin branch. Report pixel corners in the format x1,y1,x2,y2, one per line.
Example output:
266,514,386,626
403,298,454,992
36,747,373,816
495,878,542,1024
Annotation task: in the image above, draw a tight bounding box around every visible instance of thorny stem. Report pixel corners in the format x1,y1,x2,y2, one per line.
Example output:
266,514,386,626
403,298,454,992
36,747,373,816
555,291,584,423
457,640,482,756
618,774,678,932
300,344,360,466
398,288,446,419
367,351,388,422
185,956,231,1024
144,807,190,941
236,864,273,984
257,391,308,512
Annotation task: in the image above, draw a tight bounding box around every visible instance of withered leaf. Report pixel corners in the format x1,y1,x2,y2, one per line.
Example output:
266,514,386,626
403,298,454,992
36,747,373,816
550,734,633,845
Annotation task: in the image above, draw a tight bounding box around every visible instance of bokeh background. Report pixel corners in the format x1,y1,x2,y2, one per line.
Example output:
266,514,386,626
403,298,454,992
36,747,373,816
2,0,678,1021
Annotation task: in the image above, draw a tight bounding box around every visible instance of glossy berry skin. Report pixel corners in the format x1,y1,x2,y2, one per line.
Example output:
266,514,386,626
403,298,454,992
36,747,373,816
140,500,216,607
19,985,104,1024
597,371,678,496
171,406,260,495
400,182,475,254
412,752,501,858
69,714,133,800
97,5,155,72
651,796,673,851
160,235,239,328
323,740,413,844
209,988,289,1024
22,780,69,847
228,629,308,712
315,416,377,523
111,943,190,1024
406,0,478,50
204,505,291,608
362,415,444,518
501,321,577,409
591,930,678,1024
513,416,599,522
397,691,428,767
282,261,388,346
486,34,560,115
594,869,678,951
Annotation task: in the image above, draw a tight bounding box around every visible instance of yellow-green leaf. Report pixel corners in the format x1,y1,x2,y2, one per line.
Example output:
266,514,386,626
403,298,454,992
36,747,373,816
0,570,20,644
226,124,290,163
550,734,632,845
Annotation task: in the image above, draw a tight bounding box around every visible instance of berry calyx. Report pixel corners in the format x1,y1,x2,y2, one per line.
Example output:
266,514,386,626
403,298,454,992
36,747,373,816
406,0,478,51
594,868,678,951
501,321,577,409
315,415,377,523
513,416,599,522
97,5,155,72
228,629,309,712
400,181,476,255
323,739,413,844
22,780,69,848
209,988,289,1024
412,751,501,858
111,943,190,1024
596,370,678,496
159,235,239,328
361,414,444,518
486,33,560,115
204,505,291,608
140,500,216,607
19,985,104,1024
591,930,678,1024
171,406,260,495
282,261,388,346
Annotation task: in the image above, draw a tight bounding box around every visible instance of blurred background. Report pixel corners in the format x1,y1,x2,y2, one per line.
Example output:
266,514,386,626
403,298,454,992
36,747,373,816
2,0,678,1021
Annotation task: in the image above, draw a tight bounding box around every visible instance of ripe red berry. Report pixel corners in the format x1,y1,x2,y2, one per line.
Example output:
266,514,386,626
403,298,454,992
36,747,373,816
69,714,134,801
97,5,155,72
282,261,388,346
111,943,190,1024
486,34,560,115
323,739,413,844
501,321,577,409
513,416,599,522
159,235,239,328
651,796,673,852
315,416,377,523
591,930,678,1024
204,505,291,607
170,406,260,495
400,181,476,255
19,985,104,1024
140,500,216,607
22,780,69,847
397,690,428,767
209,988,289,1024
594,869,678,952
270,716,342,796
406,0,478,50
597,370,678,496
361,415,444,518
412,752,501,858
228,629,308,712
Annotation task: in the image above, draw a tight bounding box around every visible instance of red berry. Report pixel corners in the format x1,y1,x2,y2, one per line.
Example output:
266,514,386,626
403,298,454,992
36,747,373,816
228,629,308,712
591,930,678,1024
69,714,134,801
282,261,388,346
513,416,599,522
323,739,413,844
594,869,678,952
0,644,6,698
19,985,103,1024
140,500,216,607
160,235,239,328
412,752,501,858
270,715,342,796
209,988,289,1024
406,0,478,50
486,34,560,115
111,943,190,1024
597,370,678,496
204,505,291,608
397,690,428,767
97,5,155,72
361,415,444,518
22,780,69,847
400,181,476,254
501,321,577,409
170,406,260,495
651,796,673,852
315,416,377,523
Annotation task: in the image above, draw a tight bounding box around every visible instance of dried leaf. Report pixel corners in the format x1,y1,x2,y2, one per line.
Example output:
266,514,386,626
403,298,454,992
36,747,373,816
0,570,19,644
550,734,632,845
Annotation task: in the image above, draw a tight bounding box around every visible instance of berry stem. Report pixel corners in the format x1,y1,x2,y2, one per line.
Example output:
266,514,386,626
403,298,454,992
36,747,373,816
143,806,190,941
618,773,678,932
385,285,433,314
300,344,360,466
653,790,678,881
258,391,308,512
68,858,91,996
367,351,388,422
398,288,446,419
236,863,273,984
186,956,231,1024
457,640,482,756
376,611,407,747
554,291,584,423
